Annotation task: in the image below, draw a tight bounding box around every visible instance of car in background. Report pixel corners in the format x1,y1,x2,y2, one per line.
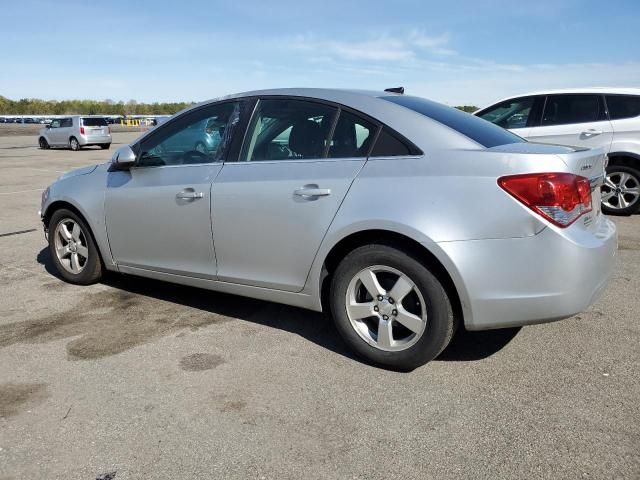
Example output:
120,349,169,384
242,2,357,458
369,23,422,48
38,116,112,151
40,88,616,369
476,88,640,215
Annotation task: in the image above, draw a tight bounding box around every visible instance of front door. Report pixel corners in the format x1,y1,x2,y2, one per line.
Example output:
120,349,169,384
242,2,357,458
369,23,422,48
105,101,245,278
526,94,613,151
212,98,378,292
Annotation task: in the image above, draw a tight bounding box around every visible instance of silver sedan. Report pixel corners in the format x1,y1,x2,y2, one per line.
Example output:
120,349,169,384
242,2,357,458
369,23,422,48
40,88,617,370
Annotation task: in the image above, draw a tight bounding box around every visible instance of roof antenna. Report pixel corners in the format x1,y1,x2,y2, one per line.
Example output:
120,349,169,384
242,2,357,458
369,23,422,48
384,86,404,94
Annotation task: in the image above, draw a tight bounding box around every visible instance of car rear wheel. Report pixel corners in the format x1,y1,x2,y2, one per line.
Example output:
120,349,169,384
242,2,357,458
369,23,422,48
39,137,49,149
100,143,111,150
601,165,640,215
69,137,81,151
330,244,456,370
48,209,103,284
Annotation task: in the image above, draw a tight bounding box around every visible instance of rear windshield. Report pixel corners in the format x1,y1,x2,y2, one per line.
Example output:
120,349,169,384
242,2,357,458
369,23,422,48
381,95,524,148
81,117,108,127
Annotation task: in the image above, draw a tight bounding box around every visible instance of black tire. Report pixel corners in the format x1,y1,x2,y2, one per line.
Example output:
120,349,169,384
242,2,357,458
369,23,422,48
69,137,81,151
48,208,103,285
601,164,640,215
100,143,111,150
39,137,49,149
330,244,456,370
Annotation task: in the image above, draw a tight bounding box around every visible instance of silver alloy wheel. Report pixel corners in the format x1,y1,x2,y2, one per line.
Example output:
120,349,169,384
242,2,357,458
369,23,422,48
601,171,640,210
345,265,427,352
70,138,79,151
54,218,89,274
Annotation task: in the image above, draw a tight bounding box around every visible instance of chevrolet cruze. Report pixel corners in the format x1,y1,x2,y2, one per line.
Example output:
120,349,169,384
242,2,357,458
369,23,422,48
40,88,617,370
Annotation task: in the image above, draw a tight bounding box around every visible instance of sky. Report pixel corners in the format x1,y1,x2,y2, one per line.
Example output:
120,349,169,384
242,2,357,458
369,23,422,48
1,0,639,107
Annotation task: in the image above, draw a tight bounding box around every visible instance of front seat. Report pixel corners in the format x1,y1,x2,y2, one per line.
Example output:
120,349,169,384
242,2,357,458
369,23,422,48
289,120,325,158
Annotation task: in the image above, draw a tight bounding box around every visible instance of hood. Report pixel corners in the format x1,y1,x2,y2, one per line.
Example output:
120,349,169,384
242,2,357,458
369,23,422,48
58,164,99,180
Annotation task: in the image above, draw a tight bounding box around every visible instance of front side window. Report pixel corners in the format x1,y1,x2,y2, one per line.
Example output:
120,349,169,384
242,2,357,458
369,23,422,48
138,102,243,167
50,119,61,128
328,110,377,158
242,99,337,161
606,95,640,120
541,95,600,126
478,97,534,129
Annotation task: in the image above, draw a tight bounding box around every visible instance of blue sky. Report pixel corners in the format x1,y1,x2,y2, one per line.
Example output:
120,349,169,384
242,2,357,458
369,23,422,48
1,0,639,106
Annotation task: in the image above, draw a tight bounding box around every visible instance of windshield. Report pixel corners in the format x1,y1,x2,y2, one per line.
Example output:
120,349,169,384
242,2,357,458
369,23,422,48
81,117,108,127
382,95,524,148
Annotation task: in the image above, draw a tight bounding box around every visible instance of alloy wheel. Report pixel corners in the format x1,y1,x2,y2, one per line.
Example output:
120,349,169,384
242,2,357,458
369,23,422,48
54,218,89,274
345,265,427,352
601,171,640,211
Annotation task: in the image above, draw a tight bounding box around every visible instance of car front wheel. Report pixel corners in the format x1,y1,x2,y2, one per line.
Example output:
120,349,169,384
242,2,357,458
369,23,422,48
330,244,456,370
48,209,103,284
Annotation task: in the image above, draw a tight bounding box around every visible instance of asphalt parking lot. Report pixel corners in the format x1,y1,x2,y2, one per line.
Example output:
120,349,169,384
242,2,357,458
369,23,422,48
0,132,638,479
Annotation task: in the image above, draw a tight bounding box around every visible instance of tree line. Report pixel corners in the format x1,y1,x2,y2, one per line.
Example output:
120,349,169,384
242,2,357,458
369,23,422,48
0,95,478,116
0,96,194,116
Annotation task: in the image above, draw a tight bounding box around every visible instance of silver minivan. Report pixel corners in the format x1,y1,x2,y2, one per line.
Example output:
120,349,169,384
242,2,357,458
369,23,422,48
39,116,112,151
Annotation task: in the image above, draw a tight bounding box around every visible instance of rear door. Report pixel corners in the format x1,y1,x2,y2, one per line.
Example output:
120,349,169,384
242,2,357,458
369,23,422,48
211,98,378,292
527,94,613,150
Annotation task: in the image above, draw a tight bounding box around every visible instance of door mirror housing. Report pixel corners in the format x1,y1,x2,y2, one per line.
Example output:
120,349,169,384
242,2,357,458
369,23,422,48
111,145,136,170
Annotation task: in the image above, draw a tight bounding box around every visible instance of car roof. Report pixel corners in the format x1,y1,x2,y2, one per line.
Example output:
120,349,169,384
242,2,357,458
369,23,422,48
478,87,640,112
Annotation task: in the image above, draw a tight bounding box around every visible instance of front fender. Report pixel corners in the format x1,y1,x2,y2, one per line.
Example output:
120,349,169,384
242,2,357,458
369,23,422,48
42,165,115,268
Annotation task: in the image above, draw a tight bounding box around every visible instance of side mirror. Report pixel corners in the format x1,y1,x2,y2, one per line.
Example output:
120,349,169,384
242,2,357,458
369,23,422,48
111,145,136,170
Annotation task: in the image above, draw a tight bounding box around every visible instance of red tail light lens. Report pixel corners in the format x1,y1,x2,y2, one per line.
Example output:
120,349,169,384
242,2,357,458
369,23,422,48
80,126,85,135
498,173,592,227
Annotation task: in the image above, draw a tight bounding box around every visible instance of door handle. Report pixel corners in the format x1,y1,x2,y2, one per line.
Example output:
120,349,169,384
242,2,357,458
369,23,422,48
582,129,603,137
176,190,203,200
293,186,331,198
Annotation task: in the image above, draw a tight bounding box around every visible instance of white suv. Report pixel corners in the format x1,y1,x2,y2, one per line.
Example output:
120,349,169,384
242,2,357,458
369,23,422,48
476,88,640,215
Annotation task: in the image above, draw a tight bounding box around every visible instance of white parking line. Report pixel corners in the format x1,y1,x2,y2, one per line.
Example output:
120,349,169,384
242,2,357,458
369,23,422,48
0,188,44,195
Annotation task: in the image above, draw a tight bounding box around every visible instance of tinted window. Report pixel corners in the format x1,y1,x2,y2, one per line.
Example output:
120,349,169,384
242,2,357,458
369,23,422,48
60,118,73,128
81,117,108,127
542,95,600,126
328,110,376,158
478,97,534,129
606,95,640,120
370,128,412,156
242,99,337,161
138,102,243,167
382,95,523,148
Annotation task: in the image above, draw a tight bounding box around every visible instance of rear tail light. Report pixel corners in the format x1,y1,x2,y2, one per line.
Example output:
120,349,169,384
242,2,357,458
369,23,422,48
80,126,85,135
498,172,592,227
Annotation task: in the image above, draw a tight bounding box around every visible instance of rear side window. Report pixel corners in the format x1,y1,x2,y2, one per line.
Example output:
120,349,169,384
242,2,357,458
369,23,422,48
241,99,337,161
606,95,640,120
541,95,600,126
81,117,108,127
60,118,72,128
328,110,376,158
382,95,523,148
370,128,412,157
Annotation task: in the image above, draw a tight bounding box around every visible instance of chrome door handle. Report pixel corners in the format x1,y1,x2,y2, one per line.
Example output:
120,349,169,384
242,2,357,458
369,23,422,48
294,187,331,198
176,190,203,199
582,129,603,137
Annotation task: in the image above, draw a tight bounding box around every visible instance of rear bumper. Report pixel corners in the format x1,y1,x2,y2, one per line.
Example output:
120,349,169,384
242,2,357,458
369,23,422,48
79,134,111,146
437,217,617,330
